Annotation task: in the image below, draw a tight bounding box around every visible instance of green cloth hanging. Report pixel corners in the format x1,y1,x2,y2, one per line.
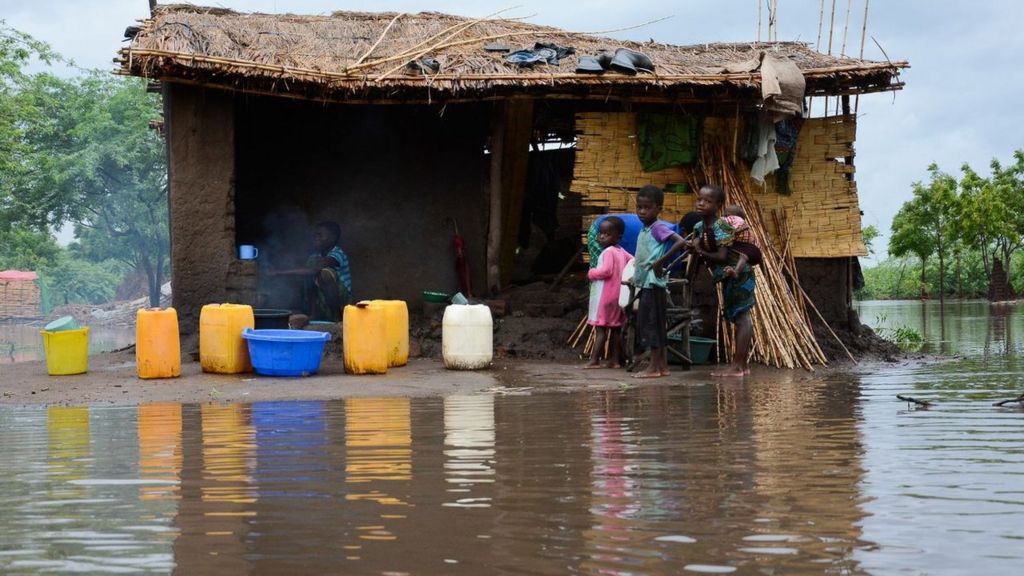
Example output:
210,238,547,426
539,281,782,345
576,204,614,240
636,113,699,172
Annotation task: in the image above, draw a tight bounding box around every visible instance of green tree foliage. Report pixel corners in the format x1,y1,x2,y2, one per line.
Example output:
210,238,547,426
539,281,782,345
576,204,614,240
888,165,958,303
861,225,880,256
960,152,1024,299
0,24,168,307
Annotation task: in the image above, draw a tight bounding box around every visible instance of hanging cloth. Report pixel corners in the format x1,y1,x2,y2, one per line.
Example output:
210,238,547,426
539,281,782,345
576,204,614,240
635,113,699,172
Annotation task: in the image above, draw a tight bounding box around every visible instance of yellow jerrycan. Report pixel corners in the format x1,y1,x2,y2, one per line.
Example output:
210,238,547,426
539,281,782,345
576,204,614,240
370,299,409,367
343,301,388,374
136,307,181,379
200,303,254,374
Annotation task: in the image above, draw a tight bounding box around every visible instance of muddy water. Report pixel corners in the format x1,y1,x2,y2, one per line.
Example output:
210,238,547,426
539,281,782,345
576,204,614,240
0,302,1022,574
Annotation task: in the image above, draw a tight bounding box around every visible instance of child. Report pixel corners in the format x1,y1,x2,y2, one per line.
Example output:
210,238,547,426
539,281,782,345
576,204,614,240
687,186,756,377
632,185,687,378
269,221,353,321
584,216,633,369
721,205,763,279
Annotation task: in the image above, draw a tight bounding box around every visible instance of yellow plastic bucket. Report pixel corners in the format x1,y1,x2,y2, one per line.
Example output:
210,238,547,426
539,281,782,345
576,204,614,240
40,327,89,376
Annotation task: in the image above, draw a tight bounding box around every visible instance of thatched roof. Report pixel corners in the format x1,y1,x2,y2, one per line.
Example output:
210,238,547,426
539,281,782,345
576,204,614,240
117,4,907,104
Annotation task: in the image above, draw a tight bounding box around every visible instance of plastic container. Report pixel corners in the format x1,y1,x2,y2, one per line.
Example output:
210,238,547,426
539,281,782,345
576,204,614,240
688,336,716,365
590,214,679,257
242,329,330,377
200,303,254,374
422,291,450,303
342,302,388,375
442,304,493,370
136,308,181,379
370,299,409,367
668,334,716,365
44,316,79,332
254,309,292,330
40,327,89,375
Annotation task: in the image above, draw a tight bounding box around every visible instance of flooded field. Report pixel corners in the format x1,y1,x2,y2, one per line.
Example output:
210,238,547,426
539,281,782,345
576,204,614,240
0,301,1022,574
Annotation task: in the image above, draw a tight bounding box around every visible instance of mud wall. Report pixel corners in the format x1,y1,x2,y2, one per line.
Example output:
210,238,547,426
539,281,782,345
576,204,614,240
795,257,852,329
165,85,236,332
234,97,489,308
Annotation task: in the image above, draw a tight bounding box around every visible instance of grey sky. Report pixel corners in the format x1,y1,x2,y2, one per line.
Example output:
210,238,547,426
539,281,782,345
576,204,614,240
3,0,1022,263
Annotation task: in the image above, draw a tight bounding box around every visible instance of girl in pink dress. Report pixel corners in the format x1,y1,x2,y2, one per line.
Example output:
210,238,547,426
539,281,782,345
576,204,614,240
585,216,633,368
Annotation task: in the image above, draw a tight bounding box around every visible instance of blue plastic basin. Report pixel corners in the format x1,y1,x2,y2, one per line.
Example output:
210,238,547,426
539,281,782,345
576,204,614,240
241,329,330,377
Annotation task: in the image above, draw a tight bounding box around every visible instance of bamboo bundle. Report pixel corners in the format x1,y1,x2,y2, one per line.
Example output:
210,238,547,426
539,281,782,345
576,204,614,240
694,140,828,370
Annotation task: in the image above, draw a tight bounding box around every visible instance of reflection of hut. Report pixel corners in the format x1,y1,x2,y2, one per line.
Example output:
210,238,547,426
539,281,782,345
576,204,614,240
0,270,41,320
117,6,906,332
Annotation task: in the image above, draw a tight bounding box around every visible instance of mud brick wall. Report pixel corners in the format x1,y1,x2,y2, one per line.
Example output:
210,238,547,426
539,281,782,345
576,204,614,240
0,279,41,319
795,258,852,329
164,85,237,333
225,260,258,307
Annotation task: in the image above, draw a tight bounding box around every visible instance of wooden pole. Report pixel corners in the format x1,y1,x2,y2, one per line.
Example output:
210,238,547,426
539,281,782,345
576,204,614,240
487,102,506,294
855,0,871,114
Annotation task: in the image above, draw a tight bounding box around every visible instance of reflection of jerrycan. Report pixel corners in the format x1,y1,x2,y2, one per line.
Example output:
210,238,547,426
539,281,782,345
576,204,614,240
48,407,90,483
138,403,182,501
40,327,89,375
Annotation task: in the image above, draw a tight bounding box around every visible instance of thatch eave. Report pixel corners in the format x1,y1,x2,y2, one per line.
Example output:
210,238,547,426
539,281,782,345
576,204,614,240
117,5,907,104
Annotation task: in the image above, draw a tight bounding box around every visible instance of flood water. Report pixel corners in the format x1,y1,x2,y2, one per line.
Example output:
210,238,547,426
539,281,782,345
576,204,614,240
1,301,1022,574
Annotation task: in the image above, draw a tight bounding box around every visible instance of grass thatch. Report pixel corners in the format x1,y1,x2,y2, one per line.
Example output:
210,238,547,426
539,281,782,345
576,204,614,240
117,4,907,103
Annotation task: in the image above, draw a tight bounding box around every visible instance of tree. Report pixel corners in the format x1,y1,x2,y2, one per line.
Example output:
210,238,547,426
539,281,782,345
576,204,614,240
861,225,880,256
890,165,959,303
960,152,1024,301
3,69,169,306
889,199,935,298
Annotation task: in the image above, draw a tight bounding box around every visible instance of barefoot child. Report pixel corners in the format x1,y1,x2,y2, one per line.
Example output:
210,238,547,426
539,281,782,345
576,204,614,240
721,205,763,280
688,186,756,377
633,185,687,378
584,216,633,368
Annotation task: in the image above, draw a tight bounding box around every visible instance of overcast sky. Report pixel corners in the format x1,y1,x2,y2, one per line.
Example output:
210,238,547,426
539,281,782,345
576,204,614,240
3,0,1023,263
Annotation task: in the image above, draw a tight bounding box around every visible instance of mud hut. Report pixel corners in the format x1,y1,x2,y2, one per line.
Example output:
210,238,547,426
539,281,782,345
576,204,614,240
117,5,906,334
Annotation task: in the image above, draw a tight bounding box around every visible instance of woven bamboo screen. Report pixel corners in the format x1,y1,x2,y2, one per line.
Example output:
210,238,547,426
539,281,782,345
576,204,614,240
0,278,42,319
572,112,867,258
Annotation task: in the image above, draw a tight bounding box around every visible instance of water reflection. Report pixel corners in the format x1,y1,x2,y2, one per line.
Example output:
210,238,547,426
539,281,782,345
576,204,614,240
443,394,495,507
857,299,1024,356
1,302,1023,574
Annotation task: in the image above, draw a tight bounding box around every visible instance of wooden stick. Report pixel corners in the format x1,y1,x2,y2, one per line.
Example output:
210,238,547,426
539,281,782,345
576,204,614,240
855,0,871,114
816,0,826,52
349,6,525,74
353,12,405,67
372,15,674,81
840,0,852,56
567,314,587,345
827,0,837,55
